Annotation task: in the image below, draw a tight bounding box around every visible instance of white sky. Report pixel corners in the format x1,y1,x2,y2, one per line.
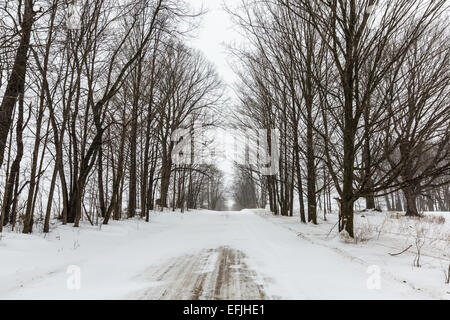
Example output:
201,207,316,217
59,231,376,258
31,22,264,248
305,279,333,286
186,0,245,185
187,0,242,87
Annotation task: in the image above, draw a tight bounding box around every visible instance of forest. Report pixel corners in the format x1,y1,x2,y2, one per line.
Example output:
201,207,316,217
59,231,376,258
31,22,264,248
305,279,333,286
229,0,450,238
0,0,449,302
0,0,228,235
0,0,449,241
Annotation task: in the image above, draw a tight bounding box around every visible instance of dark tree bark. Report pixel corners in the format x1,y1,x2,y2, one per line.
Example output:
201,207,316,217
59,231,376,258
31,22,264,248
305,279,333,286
44,166,58,233
403,186,420,217
0,0,35,168
1,94,24,229
159,144,173,208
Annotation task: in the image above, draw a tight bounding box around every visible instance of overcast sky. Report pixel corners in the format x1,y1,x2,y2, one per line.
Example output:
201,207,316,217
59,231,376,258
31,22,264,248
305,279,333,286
187,0,243,88
185,0,246,186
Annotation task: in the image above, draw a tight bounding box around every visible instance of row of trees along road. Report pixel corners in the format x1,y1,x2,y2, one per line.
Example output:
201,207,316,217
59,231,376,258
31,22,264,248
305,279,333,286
229,0,450,237
0,0,226,233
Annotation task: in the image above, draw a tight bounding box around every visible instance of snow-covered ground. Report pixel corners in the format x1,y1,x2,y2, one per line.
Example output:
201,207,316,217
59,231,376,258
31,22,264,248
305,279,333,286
0,209,449,299
252,209,450,299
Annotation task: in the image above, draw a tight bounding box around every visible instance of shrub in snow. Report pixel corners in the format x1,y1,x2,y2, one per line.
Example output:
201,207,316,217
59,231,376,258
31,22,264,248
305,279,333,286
444,264,450,284
422,215,445,225
355,222,375,243
339,230,354,243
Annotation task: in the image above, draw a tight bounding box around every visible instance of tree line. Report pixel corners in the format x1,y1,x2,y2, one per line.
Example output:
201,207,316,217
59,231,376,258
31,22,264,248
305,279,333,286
229,0,450,237
0,0,226,233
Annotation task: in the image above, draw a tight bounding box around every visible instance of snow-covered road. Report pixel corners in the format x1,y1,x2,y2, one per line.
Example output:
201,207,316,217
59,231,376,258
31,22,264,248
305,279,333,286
128,246,267,299
0,210,434,299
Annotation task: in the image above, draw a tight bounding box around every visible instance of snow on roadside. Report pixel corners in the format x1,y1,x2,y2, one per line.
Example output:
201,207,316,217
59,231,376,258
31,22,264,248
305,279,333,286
1,209,448,300
0,211,215,299
252,209,450,300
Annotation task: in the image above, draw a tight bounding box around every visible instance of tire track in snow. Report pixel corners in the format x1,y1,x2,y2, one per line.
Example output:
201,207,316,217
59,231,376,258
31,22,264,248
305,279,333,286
128,246,267,300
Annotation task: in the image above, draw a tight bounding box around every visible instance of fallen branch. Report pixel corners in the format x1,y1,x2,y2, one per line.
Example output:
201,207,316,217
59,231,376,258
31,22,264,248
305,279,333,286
82,202,94,226
326,221,339,238
445,264,450,284
389,245,413,256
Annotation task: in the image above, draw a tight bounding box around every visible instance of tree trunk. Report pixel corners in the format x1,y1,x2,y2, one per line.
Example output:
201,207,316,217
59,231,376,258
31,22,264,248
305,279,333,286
23,98,46,234
97,147,106,218
306,116,316,224
44,166,58,233
384,194,392,211
340,94,356,237
395,191,403,211
426,193,434,212
128,93,139,218
403,187,420,217
159,150,173,208
294,140,306,222
1,93,24,229
0,0,34,168
304,37,317,224
365,194,376,210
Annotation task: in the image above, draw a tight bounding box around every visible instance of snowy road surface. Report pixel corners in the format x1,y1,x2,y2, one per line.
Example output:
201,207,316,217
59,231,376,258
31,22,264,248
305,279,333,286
0,210,436,299
128,247,266,299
